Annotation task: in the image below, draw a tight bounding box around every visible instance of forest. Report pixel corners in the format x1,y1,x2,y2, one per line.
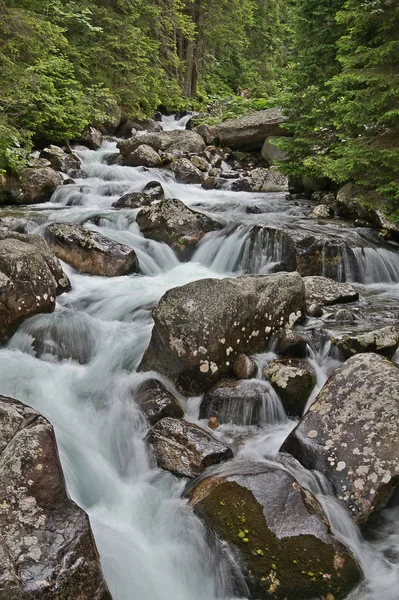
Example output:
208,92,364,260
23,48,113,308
0,0,398,216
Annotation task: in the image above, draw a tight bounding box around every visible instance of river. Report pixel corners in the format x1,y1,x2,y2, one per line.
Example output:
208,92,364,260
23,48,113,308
1,115,399,599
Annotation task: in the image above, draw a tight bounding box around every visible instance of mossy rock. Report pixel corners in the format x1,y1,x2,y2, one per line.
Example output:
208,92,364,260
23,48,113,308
187,466,361,599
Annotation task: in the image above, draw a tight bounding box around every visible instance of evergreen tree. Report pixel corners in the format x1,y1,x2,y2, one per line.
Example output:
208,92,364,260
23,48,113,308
277,0,346,179
326,0,399,215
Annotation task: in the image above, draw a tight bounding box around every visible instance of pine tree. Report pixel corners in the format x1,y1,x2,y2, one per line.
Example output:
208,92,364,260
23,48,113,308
326,0,399,215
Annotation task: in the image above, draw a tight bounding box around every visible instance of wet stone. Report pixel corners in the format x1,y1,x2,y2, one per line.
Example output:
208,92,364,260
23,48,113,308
232,353,257,379
147,417,233,478
303,276,359,307
45,222,139,276
134,379,184,425
186,464,361,599
0,395,111,599
264,358,316,417
332,325,399,359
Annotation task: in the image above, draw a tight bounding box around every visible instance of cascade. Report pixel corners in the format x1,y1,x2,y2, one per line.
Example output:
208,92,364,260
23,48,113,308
1,117,399,600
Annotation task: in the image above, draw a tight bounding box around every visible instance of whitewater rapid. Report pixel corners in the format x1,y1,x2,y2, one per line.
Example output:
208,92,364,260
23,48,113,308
1,118,399,599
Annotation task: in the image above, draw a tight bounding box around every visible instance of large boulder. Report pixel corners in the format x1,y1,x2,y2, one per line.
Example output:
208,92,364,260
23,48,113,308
0,395,111,599
187,464,361,599
134,379,184,425
264,359,316,417
45,223,139,276
117,130,206,157
136,198,221,259
332,326,399,359
4,168,62,205
303,276,359,307
261,136,290,164
0,232,70,342
125,144,162,168
147,417,233,478
249,167,288,192
282,353,399,523
215,109,288,151
39,145,81,176
139,272,306,394
169,158,205,184
199,379,281,426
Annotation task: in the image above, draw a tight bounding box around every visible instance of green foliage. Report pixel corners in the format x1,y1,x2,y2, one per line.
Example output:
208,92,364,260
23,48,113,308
279,0,399,218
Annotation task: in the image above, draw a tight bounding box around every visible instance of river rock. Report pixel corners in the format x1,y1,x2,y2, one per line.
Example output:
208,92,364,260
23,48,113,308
249,167,288,192
230,178,253,192
115,118,162,138
336,183,378,224
187,464,361,599
308,204,334,219
190,155,209,172
215,108,288,151
45,222,139,276
261,136,289,164
282,353,399,523
0,232,70,342
147,417,233,477
139,272,306,394
112,191,153,209
141,181,165,201
78,126,103,150
0,395,111,599
169,158,205,184
193,124,216,146
117,130,206,157
39,145,81,175
264,358,316,417
112,181,165,209
4,168,62,205
276,330,308,358
135,379,184,425
199,379,276,426
332,326,399,359
201,176,227,190
125,144,162,168
232,353,257,379
303,276,359,307
136,198,221,259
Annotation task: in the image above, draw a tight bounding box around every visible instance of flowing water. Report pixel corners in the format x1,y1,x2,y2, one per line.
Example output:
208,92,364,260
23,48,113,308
1,117,399,599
